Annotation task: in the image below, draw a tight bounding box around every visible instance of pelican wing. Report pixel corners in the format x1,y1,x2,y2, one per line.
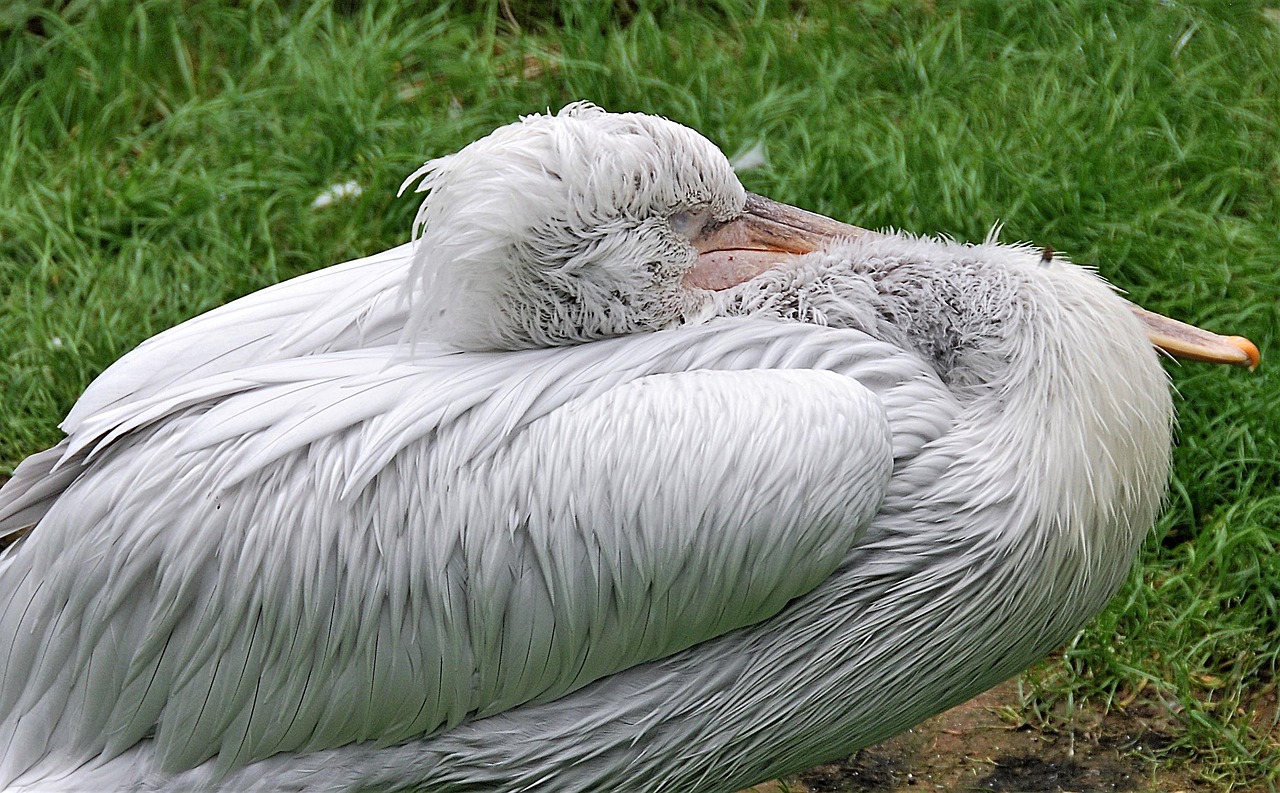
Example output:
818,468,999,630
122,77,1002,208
1,248,416,545
62,244,417,434
0,321,934,783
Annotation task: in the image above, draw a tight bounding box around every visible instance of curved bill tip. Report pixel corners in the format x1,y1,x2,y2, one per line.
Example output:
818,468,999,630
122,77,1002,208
1131,305,1260,371
1223,335,1262,371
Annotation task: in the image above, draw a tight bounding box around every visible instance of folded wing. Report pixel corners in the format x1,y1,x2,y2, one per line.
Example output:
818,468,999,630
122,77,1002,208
0,322,920,785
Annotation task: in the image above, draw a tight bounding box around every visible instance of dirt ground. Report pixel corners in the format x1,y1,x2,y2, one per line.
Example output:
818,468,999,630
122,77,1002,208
748,680,1216,793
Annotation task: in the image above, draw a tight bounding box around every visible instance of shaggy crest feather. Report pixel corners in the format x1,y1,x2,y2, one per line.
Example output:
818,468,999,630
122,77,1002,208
398,102,744,351
0,103,1197,793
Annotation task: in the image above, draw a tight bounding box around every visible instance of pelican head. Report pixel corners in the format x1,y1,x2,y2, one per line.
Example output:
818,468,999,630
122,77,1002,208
399,102,859,351
398,102,738,349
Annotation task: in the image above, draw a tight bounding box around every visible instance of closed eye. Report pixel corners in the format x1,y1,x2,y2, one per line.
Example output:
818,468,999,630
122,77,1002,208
668,208,711,240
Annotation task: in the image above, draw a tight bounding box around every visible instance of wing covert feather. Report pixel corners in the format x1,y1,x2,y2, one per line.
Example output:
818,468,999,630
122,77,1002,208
456,368,893,718
62,244,416,434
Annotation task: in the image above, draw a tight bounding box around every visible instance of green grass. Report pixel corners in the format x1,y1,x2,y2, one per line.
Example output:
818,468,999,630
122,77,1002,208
2,0,1278,788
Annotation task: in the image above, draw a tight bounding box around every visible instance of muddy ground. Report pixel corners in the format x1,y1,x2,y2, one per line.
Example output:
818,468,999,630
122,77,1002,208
749,680,1219,793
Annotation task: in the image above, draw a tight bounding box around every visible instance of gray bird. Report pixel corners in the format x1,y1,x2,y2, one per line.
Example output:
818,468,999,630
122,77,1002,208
0,103,1258,792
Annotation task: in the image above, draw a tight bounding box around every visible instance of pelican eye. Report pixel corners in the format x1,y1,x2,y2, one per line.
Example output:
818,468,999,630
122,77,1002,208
668,207,710,240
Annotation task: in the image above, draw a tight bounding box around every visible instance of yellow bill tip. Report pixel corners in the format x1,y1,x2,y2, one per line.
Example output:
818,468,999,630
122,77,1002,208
1224,335,1261,371
1131,305,1260,371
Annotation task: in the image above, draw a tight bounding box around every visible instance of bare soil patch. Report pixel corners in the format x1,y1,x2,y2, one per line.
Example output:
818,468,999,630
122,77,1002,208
749,680,1213,793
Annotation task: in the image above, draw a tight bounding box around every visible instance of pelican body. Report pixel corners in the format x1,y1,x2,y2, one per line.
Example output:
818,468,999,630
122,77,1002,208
0,104,1257,792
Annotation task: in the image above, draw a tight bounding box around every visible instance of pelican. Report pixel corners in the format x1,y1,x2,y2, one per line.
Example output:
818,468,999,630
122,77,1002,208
0,102,1259,792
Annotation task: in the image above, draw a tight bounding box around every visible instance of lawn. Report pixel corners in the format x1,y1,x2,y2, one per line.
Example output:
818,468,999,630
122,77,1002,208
1,0,1277,788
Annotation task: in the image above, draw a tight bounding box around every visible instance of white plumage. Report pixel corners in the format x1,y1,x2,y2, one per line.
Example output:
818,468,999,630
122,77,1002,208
0,103,1256,792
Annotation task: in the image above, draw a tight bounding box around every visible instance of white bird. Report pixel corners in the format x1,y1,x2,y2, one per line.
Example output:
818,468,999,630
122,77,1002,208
0,102,1259,793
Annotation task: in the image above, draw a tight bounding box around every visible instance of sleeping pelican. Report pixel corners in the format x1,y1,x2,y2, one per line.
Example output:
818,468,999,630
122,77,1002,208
0,102,1258,792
